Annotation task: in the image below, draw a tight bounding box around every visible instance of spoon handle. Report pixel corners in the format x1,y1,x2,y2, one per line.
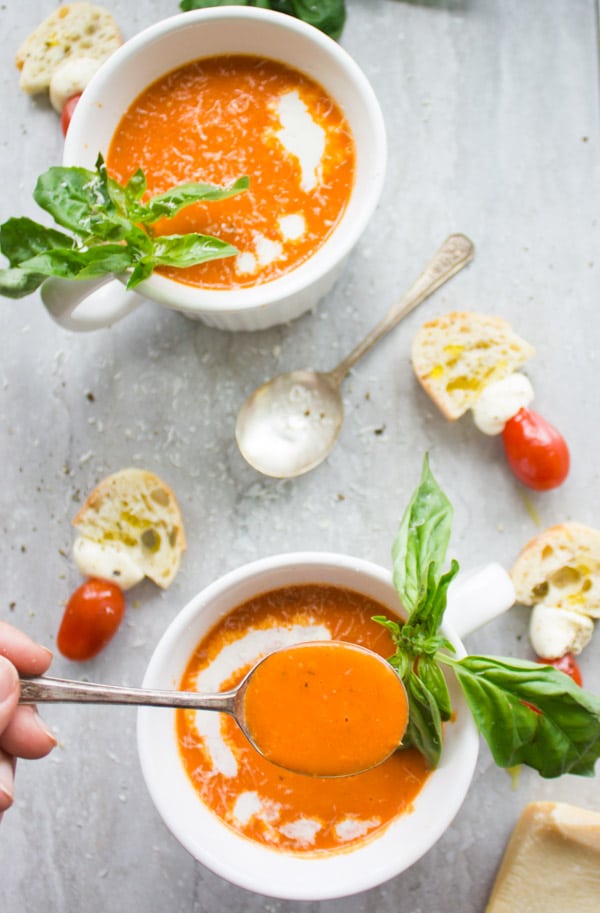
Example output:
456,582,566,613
19,675,235,713
328,233,474,385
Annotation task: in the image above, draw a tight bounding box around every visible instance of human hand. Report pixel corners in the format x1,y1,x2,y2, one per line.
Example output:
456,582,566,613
0,621,56,822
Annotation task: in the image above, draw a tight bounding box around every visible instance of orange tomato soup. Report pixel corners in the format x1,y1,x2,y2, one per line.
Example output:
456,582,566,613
107,55,355,289
242,641,409,777
176,584,430,855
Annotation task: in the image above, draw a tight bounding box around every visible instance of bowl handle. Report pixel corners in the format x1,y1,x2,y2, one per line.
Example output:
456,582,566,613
41,276,145,331
445,563,515,641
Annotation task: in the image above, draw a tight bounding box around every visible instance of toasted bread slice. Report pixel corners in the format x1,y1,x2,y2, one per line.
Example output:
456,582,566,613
411,311,535,420
72,469,186,589
511,522,600,618
15,3,121,95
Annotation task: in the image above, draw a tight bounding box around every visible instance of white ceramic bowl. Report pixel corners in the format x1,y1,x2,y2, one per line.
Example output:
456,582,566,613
137,553,514,900
41,8,386,332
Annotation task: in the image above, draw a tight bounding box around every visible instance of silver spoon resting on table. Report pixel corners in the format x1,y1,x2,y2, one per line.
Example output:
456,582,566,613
235,233,474,478
19,641,405,778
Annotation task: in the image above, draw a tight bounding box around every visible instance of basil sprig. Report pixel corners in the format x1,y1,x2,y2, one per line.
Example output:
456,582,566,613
377,455,600,778
179,0,347,40
0,154,249,298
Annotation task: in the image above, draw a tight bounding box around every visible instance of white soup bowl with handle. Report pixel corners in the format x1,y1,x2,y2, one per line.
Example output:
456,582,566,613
41,8,386,332
137,552,514,900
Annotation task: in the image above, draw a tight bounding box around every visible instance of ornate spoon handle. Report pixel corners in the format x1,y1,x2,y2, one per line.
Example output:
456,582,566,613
328,234,474,386
19,675,235,712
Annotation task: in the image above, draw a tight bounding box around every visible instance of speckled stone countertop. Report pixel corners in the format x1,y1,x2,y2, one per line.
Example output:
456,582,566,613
1,2,599,911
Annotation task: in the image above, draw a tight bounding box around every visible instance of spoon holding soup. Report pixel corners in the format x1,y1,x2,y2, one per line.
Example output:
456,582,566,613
20,641,408,778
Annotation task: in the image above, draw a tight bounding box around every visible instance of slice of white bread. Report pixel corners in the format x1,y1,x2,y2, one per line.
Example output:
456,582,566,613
411,311,535,420
15,3,121,95
485,802,600,913
72,469,186,589
511,522,600,618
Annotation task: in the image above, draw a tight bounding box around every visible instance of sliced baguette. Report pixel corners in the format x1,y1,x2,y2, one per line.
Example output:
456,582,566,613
72,469,186,589
15,3,121,95
510,522,600,618
411,311,535,420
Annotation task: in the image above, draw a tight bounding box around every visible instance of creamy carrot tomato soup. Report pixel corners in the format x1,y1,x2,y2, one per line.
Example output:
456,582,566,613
242,641,409,777
107,55,356,289
176,584,430,855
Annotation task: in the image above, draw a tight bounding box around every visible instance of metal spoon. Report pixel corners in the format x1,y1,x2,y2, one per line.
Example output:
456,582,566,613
235,233,474,478
19,641,407,778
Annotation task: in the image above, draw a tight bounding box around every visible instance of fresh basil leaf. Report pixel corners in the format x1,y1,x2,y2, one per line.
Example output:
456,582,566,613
34,165,111,235
410,559,460,633
288,0,346,39
19,246,135,280
0,217,74,267
124,169,147,204
392,454,453,618
74,246,138,279
371,616,409,675
127,259,155,289
96,154,144,229
372,615,402,639
0,267,46,298
447,655,600,777
33,158,138,244
103,174,129,219
268,1,294,11
151,233,238,267
132,176,250,223
1,156,248,300
416,657,452,722
403,671,444,769
121,225,156,257
180,0,252,9
179,0,345,36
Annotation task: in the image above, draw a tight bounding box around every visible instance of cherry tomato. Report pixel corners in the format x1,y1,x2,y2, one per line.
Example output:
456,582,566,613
60,93,82,137
501,407,570,490
57,578,125,661
537,652,583,686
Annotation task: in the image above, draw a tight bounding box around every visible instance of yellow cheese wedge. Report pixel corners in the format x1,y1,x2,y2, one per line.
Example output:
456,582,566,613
485,802,600,913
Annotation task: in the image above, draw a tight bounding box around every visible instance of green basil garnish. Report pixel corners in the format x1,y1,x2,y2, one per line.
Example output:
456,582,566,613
0,154,248,298
377,454,600,778
179,0,347,40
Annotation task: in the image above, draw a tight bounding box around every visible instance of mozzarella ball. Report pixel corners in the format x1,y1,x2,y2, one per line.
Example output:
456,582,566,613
49,56,101,113
529,603,594,658
73,536,144,590
472,372,535,435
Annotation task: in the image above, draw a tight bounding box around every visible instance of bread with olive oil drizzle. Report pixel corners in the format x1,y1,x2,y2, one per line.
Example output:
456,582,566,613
72,468,186,589
15,2,121,94
510,522,600,618
411,311,535,420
